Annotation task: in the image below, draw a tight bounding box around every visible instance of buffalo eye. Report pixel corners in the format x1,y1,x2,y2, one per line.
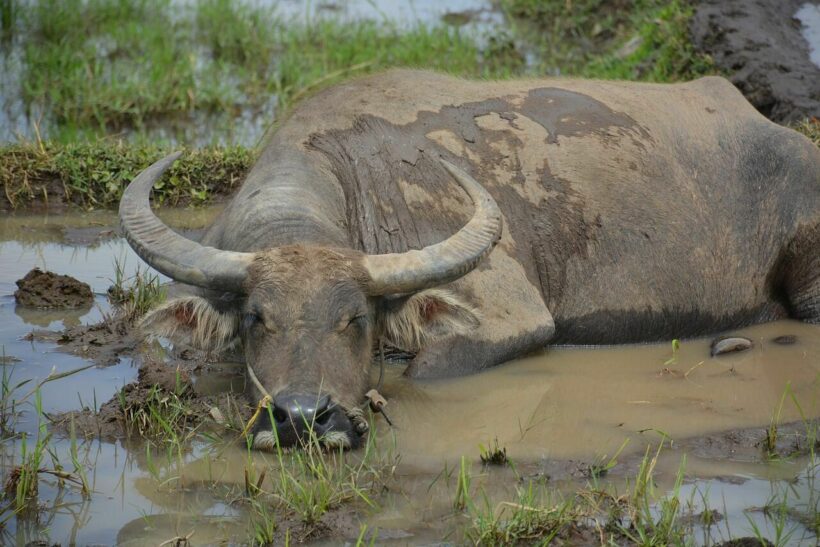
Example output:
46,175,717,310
242,312,261,331
340,314,367,332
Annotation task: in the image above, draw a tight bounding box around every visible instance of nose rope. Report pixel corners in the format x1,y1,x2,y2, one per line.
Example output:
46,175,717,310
242,363,273,438
363,338,393,427
243,357,391,440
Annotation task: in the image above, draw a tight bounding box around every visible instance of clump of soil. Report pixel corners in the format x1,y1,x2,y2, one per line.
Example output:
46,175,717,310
14,268,93,309
678,420,819,461
57,360,252,441
23,314,136,367
690,0,820,123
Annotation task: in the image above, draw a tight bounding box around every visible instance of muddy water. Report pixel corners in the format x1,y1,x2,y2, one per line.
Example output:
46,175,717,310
1,211,819,545
386,322,820,463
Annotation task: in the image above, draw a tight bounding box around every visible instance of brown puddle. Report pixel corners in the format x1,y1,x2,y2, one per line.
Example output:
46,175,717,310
382,320,820,466
0,209,818,545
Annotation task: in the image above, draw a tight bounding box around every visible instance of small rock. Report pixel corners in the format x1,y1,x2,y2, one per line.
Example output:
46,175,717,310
710,336,753,356
14,268,93,309
771,335,796,345
714,538,774,547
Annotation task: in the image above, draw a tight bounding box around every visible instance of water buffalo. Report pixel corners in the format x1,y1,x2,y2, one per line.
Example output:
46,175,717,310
120,70,820,449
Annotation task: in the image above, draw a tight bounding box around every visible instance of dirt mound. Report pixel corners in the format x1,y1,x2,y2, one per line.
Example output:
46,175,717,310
57,359,252,441
14,268,94,309
690,0,820,123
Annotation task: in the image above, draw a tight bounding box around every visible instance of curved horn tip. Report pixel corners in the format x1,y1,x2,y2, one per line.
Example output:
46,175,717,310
118,150,252,292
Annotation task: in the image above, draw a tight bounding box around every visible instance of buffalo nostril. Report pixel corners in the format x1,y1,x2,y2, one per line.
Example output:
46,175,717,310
314,407,332,427
272,405,288,425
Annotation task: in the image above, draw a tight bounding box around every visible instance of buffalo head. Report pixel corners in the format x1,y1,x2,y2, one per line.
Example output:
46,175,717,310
119,153,501,449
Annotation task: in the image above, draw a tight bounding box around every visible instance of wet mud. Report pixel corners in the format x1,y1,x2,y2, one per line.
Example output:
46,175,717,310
690,0,820,123
56,359,251,441
14,268,93,309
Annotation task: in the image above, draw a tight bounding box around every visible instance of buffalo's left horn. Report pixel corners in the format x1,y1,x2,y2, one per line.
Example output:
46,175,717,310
364,158,502,295
119,152,255,292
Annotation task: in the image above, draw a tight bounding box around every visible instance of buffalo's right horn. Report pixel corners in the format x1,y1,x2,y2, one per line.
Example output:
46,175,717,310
119,152,255,292
363,158,502,295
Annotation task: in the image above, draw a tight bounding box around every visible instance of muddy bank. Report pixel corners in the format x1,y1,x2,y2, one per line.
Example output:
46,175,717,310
690,0,820,123
56,359,252,441
24,314,136,367
14,268,93,309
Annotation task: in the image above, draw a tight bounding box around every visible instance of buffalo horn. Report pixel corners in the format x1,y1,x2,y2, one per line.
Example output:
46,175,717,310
119,152,254,292
364,158,502,295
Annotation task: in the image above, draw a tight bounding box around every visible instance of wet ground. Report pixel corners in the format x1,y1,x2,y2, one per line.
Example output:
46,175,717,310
690,0,820,123
1,210,818,545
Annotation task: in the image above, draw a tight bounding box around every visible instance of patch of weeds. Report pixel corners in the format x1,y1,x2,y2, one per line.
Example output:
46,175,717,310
466,483,575,545
587,438,630,479
453,455,473,511
502,0,715,82
236,416,397,541
117,367,195,440
248,496,277,545
621,448,688,545
763,383,816,460
0,354,28,438
793,117,820,147
2,391,87,517
108,257,165,324
0,140,253,209
746,493,798,547
460,439,699,545
479,438,508,466
581,0,715,82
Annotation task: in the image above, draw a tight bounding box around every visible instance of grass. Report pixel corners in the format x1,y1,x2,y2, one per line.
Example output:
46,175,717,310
232,413,397,542
794,117,820,146
501,0,716,81
1,391,89,520
108,257,166,323
6,0,512,143
459,441,696,546
117,370,195,440
479,438,509,466
0,140,253,209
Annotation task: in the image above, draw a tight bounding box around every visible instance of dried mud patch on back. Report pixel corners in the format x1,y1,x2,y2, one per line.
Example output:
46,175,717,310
14,268,93,309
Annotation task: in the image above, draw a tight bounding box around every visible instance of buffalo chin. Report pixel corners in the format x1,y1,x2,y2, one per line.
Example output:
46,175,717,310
251,428,361,452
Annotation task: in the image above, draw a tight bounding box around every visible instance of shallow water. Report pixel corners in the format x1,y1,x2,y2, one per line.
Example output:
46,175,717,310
0,210,819,545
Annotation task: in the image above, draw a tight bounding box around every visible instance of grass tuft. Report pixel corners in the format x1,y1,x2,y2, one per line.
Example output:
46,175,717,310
108,257,165,324
0,140,253,209
479,438,508,466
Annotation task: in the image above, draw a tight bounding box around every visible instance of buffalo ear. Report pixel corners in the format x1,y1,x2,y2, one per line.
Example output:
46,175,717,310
139,295,239,352
379,289,480,352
